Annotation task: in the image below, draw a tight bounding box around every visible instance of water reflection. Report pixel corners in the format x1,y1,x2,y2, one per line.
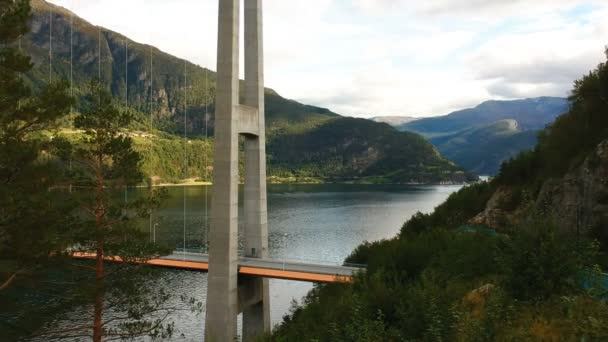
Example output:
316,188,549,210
38,184,462,340
142,184,462,332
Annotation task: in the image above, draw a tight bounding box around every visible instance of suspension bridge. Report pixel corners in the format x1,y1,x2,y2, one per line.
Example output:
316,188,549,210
73,251,363,283
46,0,366,340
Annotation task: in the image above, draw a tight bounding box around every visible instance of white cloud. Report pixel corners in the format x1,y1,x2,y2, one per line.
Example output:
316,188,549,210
299,60,490,117
466,5,608,99
47,0,608,117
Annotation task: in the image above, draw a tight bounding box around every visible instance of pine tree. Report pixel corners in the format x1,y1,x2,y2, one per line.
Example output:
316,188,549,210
59,79,178,341
0,0,73,291
1,3,191,339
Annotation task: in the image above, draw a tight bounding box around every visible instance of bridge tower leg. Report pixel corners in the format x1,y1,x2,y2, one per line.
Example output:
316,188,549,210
242,0,271,340
205,0,270,341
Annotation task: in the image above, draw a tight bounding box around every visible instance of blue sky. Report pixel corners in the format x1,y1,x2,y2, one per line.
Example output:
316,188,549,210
48,0,608,118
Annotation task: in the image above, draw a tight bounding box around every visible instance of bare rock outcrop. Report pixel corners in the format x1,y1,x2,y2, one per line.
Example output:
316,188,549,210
470,139,608,235
469,187,518,230
462,284,496,318
535,139,608,234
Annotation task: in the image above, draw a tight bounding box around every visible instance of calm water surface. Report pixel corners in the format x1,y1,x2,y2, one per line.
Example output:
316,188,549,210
147,183,461,339
38,184,462,340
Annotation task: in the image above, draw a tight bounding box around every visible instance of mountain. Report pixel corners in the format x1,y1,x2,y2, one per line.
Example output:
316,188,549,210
395,97,569,175
26,0,339,136
371,116,418,127
429,120,539,175
268,118,471,183
23,0,469,184
399,97,569,136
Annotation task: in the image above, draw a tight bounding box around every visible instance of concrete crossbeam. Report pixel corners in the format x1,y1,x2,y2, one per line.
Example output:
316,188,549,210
237,104,260,136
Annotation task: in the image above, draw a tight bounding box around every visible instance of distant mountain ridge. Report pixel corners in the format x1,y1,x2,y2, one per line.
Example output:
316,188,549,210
391,97,569,175
400,97,569,135
22,0,470,184
371,116,418,127
430,120,538,175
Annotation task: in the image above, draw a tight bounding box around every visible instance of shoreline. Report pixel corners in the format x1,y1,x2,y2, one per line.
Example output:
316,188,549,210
63,179,475,190
138,179,475,188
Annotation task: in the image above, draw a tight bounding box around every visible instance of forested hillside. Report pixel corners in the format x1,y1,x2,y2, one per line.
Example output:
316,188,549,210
268,50,608,341
268,118,470,184
430,120,539,175
23,0,468,184
26,0,339,134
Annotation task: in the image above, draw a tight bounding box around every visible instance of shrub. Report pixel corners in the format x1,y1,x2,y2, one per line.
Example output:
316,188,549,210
497,219,598,301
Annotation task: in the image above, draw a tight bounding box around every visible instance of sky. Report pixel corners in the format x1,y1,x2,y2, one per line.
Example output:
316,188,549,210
48,0,608,118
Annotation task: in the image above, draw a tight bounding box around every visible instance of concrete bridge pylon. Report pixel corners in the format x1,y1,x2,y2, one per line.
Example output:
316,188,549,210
204,0,270,341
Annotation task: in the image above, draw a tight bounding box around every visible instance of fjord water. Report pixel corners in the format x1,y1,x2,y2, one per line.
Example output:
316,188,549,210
28,184,461,339
143,183,462,337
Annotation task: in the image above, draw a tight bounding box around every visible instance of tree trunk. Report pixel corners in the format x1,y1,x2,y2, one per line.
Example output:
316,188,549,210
0,271,20,291
93,240,104,342
93,160,105,342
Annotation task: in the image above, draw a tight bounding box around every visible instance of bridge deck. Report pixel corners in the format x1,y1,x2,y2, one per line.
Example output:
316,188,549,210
74,252,363,283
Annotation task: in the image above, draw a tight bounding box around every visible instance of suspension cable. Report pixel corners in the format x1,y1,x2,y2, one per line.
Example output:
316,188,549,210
148,41,153,241
97,23,102,109
183,60,189,259
98,26,101,82
49,6,52,83
17,0,21,51
69,0,74,193
69,2,73,100
125,39,128,108
149,45,153,130
124,38,128,204
204,67,209,252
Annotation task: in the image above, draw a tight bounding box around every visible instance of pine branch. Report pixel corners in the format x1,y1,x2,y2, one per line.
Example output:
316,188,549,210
0,270,20,291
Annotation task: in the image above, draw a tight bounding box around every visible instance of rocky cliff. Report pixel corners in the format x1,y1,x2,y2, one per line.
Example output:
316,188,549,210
535,139,608,237
471,139,608,240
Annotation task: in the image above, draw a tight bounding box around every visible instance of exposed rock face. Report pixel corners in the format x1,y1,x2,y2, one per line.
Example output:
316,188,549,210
535,139,608,235
471,139,608,235
462,284,495,318
469,187,518,230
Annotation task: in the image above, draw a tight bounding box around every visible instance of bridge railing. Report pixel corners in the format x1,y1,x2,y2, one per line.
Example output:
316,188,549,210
169,248,366,270
262,257,366,270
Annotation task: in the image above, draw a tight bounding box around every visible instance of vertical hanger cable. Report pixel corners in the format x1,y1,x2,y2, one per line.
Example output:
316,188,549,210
183,60,188,258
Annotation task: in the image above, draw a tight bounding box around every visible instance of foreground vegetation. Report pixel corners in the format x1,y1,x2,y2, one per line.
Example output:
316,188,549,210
1,2,196,340
268,50,608,341
273,224,606,340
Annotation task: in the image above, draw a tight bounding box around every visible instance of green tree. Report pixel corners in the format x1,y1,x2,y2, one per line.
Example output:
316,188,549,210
0,0,73,291
497,219,598,302
58,80,178,341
